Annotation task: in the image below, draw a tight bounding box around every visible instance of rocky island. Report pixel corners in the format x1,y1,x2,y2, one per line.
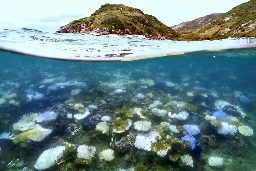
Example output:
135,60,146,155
57,3,178,40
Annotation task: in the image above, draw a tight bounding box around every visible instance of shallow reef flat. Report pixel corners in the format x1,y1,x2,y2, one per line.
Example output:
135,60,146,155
0,48,256,171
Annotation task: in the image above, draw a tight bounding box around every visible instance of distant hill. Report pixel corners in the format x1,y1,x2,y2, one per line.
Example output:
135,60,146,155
172,13,223,33
180,0,256,40
57,3,178,40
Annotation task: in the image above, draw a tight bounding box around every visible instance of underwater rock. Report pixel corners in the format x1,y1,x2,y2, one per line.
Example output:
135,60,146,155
36,111,58,123
34,146,66,170
193,86,208,92
181,134,196,150
239,95,251,104
155,77,165,84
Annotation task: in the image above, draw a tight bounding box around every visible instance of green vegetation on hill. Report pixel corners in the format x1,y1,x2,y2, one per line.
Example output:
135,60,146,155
59,3,178,39
172,13,222,33
179,0,256,40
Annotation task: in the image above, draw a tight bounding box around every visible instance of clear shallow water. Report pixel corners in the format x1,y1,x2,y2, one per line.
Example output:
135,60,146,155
0,29,256,171
1,28,256,61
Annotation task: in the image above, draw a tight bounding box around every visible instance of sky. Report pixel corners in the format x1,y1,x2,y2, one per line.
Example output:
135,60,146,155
0,0,248,32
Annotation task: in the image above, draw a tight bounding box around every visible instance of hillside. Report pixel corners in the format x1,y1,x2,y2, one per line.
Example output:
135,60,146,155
181,0,256,40
172,13,222,33
57,3,178,40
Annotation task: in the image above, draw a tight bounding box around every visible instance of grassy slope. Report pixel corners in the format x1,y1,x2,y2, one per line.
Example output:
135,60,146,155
172,13,222,33
180,0,256,40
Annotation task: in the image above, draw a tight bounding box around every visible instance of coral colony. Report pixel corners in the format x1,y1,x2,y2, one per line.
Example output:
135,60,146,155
0,52,255,171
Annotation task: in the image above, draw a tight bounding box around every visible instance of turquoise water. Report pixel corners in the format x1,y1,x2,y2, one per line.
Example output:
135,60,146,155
1,30,256,170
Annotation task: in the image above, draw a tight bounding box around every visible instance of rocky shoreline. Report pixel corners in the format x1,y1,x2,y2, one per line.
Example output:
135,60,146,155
57,25,167,40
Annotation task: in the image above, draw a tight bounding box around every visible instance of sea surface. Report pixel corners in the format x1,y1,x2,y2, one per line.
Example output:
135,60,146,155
0,28,256,171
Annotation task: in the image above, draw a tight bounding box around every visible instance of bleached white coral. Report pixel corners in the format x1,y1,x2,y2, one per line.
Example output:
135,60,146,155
134,121,152,132
149,100,162,108
183,124,200,135
204,115,216,121
99,149,114,161
225,115,239,122
101,115,111,122
214,100,230,110
208,156,224,167
74,103,84,110
214,100,246,117
168,111,189,120
186,92,194,97
152,108,167,116
0,132,15,140
165,81,175,87
160,122,179,133
14,124,52,143
34,146,65,170
238,125,253,136
96,122,109,134
71,89,81,96
13,113,38,131
27,125,52,142
156,150,169,157
180,154,194,167
137,93,145,99
74,108,90,120
134,130,160,151
169,101,186,109
77,145,96,159
134,108,146,119
217,122,237,135
235,105,246,118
